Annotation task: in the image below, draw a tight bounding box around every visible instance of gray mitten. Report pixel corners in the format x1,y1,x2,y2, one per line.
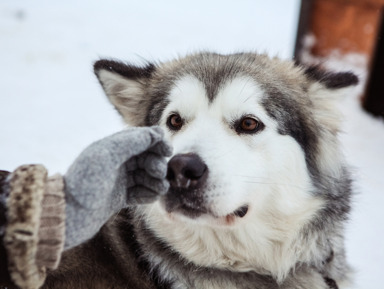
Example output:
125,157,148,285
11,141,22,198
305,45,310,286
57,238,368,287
64,126,172,249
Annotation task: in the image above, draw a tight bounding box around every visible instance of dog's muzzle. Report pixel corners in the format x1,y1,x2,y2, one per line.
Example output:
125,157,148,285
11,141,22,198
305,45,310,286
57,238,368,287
164,153,249,220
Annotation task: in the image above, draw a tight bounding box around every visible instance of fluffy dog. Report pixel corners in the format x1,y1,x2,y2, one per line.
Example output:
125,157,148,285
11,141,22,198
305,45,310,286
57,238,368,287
44,52,358,289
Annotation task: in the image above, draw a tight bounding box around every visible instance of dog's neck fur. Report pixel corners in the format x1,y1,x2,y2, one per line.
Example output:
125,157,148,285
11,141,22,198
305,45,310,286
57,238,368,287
132,200,346,289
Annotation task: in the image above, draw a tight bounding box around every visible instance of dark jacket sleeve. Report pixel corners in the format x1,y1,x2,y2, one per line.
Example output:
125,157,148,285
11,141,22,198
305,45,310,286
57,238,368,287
0,169,17,287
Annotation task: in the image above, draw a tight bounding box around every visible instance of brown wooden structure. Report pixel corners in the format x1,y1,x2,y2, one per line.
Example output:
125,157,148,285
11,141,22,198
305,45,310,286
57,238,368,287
295,0,384,117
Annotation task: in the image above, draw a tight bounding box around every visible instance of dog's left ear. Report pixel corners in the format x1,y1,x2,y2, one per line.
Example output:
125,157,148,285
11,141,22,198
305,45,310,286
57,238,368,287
302,65,359,173
94,59,156,126
303,65,359,133
304,65,359,90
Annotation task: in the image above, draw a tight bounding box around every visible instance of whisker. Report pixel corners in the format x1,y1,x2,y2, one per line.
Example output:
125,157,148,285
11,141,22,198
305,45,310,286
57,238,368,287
111,208,123,223
233,175,307,190
240,180,306,190
211,149,235,159
239,78,252,103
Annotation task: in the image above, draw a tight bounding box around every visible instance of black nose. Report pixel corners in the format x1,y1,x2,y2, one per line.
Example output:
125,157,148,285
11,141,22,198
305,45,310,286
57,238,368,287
167,154,208,189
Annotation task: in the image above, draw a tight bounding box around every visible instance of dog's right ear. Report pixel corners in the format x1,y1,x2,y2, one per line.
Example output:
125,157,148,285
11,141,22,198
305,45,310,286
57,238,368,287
94,59,156,126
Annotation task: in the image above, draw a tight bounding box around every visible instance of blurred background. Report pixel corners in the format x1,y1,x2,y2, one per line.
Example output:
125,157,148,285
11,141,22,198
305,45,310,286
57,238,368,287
1,0,383,288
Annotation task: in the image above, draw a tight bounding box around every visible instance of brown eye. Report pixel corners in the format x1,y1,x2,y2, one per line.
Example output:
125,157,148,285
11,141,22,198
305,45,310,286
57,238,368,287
236,117,263,134
167,114,183,130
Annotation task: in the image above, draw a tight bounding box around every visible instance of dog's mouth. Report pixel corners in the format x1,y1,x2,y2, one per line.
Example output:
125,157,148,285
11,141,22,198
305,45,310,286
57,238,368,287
180,204,248,219
161,187,249,224
165,199,249,222
176,204,208,219
232,205,249,218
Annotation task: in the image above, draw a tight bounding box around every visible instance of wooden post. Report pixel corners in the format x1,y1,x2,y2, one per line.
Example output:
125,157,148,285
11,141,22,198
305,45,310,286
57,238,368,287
295,0,384,117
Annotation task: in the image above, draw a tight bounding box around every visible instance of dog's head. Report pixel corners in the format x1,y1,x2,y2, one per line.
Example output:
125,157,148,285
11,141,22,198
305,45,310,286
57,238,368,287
94,52,356,277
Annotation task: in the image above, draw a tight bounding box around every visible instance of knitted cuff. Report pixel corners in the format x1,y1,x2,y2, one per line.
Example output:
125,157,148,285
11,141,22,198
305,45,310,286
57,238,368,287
4,165,66,289
36,174,65,270
4,165,48,289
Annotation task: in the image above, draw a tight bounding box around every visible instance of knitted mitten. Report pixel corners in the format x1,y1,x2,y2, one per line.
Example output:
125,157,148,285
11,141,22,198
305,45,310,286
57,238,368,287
64,126,172,248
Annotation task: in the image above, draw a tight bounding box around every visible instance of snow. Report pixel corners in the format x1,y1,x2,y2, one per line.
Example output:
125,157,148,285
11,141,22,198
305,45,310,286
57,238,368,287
0,1,383,288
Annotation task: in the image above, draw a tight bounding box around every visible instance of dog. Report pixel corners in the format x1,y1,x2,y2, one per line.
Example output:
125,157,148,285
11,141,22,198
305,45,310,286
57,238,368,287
44,52,358,289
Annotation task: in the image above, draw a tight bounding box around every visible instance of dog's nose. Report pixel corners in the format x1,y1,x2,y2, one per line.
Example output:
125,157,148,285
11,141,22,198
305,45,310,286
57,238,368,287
167,154,208,189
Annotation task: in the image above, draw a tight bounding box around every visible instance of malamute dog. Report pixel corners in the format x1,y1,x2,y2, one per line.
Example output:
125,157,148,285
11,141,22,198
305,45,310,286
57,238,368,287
45,52,357,289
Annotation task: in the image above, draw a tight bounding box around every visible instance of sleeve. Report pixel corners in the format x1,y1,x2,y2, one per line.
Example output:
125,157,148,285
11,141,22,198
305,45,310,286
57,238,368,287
0,170,14,287
0,165,66,289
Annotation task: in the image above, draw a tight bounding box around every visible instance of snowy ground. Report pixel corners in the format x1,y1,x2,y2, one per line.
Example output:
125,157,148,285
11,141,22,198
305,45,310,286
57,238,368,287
1,1,383,288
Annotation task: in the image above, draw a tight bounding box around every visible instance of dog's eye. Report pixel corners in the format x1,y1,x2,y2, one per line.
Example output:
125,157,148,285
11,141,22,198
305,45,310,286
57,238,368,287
236,117,263,134
167,113,183,130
